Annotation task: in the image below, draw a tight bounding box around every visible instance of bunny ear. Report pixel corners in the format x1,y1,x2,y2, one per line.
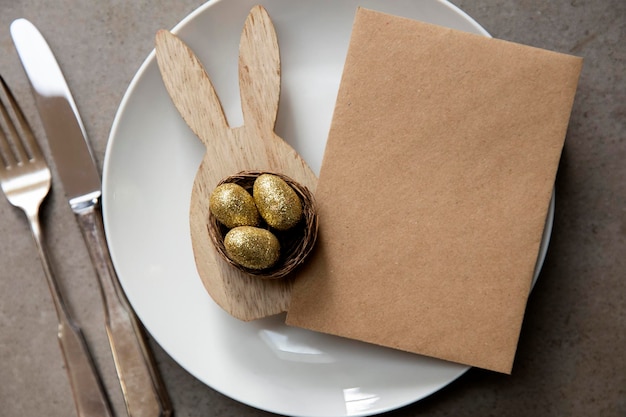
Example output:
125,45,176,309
238,6,280,132
156,30,229,145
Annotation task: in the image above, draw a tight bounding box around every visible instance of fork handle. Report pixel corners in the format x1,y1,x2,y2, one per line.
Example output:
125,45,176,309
74,204,172,417
27,211,113,417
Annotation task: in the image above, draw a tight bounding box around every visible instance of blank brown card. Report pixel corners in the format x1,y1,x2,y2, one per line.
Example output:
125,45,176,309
286,8,582,373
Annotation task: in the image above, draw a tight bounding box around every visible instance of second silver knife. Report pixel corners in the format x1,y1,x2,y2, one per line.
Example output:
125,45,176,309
10,18,172,417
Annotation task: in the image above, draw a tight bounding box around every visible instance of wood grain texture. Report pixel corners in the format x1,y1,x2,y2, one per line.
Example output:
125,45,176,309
155,5,317,321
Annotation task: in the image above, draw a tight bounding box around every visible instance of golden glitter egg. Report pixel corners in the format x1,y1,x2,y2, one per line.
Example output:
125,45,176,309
253,174,303,231
223,226,280,270
209,183,259,228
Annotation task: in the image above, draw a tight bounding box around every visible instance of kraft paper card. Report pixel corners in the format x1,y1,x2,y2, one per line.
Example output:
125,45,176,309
286,8,582,373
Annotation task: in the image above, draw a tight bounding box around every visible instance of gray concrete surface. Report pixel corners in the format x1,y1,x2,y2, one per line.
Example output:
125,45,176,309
0,1,623,416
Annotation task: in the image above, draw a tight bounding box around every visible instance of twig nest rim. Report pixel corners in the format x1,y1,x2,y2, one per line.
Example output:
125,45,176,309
208,171,318,279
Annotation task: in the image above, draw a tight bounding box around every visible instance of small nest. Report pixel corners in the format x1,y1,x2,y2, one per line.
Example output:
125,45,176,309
208,171,318,279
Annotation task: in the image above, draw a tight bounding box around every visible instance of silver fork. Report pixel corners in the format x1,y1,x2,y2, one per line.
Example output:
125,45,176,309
0,76,113,417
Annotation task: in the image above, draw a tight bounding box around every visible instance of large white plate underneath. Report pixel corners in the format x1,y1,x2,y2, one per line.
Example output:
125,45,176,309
102,1,553,416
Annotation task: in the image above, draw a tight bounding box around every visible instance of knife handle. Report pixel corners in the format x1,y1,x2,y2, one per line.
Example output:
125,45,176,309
74,204,172,417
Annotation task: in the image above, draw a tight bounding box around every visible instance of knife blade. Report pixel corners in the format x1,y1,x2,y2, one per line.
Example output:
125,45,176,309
11,18,172,417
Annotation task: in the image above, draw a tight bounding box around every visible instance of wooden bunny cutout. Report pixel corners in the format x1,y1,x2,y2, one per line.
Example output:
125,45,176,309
155,6,317,321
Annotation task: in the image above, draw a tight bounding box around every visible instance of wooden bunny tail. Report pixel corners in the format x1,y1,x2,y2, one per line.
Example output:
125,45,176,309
239,5,281,132
156,29,229,145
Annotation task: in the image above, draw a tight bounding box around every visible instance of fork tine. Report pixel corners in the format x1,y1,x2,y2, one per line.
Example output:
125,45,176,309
0,79,18,169
0,76,38,167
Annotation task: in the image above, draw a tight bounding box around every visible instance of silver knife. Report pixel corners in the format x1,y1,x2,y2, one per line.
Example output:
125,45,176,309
11,18,172,417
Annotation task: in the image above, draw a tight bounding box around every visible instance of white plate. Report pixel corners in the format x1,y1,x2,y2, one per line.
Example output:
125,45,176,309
103,1,553,416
